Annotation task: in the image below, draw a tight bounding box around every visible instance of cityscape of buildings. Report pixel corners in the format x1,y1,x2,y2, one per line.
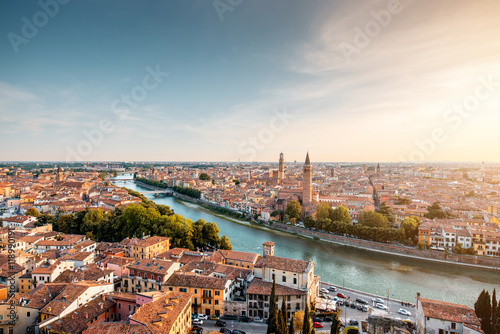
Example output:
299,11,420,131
0,158,498,333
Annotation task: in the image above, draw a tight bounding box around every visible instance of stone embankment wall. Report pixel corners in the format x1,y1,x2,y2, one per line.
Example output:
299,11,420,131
271,222,500,270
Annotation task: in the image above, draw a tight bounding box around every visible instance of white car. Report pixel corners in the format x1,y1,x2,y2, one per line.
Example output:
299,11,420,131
375,303,388,310
398,309,411,316
254,317,264,323
197,314,208,320
328,286,337,292
373,298,384,304
193,318,203,325
320,288,329,294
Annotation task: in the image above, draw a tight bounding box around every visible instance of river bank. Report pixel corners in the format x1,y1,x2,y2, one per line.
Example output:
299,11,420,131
131,180,500,271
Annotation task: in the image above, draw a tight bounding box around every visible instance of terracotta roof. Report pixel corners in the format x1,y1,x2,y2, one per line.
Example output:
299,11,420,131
134,236,170,247
219,250,259,263
45,296,115,333
128,259,176,275
166,273,227,290
131,291,192,334
420,298,481,326
255,255,311,273
246,278,307,296
85,322,151,334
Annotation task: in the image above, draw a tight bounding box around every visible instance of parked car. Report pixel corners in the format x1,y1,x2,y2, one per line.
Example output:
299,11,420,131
219,329,232,334
313,322,324,328
362,305,370,312
238,316,252,322
338,300,344,306
232,330,246,334
189,326,203,334
350,302,357,309
254,317,264,323
210,314,220,320
313,317,323,323
328,286,337,292
193,318,203,325
356,298,368,305
320,288,329,294
398,309,411,316
373,298,384,304
215,320,226,327
337,293,347,298
357,304,363,310
197,314,208,320
324,316,333,322
375,303,388,310
348,319,359,326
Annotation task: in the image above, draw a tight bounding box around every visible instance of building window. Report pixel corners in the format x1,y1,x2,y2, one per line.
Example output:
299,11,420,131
282,276,286,283
27,312,30,317
215,300,219,305
194,289,197,294
215,291,220,296
439,329,444,334
293,278,297,284
451,323,456,330
180,288,187,292
118,303,121,309
272,274,275,280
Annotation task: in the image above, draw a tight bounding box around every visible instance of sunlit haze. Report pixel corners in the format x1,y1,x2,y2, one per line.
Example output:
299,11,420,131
1,0,499,162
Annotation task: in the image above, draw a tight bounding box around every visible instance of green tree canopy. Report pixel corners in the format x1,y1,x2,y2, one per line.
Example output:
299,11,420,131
475,289,492,334
425,202,455,219
376,202,395,223
26,207,39,217
220,235,232,250
267,279,279,334
395,197,412,205
330,206,351,224
286,200,302,220
199,173,210,180
399,216,420,244
358,210,389,228
316,202,334,220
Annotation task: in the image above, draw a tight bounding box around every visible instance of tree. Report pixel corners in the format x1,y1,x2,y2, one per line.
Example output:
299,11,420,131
304,215,315,228
494,306,500,334
26,207,39,217
376,202,394,223
219,235,232,250
425,202,455,219
399,216,420,244
492,289,497,328
316,202,333,220
288,314,295,334
202,222,221,249
286,201,302,220
278,298,288,334
302,304,312,334
199,173,210,181
267,278,279,334
475,289,492,334
292,311,304,334
331,310,341,334
358,211,389,228
330,206,351,224
395,197,412,205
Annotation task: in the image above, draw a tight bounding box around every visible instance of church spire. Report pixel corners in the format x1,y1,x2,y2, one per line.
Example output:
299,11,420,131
305,152,311,166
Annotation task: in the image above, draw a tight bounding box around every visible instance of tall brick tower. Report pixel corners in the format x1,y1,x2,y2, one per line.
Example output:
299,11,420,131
303,152,312,206
278,152,285,183
57,164,62,182
376,163,381,174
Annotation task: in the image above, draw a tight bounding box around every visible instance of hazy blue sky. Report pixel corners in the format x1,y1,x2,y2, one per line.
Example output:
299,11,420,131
1,0,499,162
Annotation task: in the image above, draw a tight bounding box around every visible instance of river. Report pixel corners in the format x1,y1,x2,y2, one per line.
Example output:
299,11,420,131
111,175,500,307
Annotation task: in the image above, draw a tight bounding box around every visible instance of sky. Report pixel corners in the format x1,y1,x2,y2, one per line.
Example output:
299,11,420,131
0,0,499,163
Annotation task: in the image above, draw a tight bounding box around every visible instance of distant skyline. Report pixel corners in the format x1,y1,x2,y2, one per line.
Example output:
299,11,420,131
1,1,500,162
